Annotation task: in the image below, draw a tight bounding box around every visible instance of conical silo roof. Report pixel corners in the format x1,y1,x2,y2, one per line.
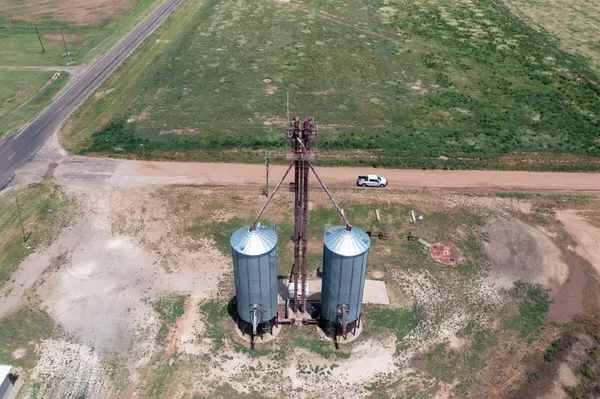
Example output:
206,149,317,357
323,226,370,256
231,226,278,256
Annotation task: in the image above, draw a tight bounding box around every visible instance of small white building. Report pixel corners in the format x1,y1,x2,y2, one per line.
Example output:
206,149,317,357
0,365,16,399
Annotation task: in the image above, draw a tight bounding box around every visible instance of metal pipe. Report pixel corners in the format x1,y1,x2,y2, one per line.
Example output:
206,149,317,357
341,305,347,337
300,139,309,312
250,162,294,231
308,163,352,230
293,156,300,312
277,317,296,325
292,116,301,313
301,318,318,325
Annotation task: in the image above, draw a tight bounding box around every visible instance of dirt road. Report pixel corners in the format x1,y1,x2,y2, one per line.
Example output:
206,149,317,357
18,156,600,193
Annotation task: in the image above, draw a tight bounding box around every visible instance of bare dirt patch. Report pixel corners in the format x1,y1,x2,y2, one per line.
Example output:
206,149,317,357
11,347,27,360
0,0,139,26
484,217,569,288
265,85,278,95
410,79,429,94
312,88,335,95
556,210,600,276
94,88,115,99
371,270,385,279
26,187,229,354
262,116,286,126
159,128,200,135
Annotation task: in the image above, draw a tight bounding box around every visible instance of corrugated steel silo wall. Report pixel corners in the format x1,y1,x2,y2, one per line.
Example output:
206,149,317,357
232,245,278,324
321,241,369,324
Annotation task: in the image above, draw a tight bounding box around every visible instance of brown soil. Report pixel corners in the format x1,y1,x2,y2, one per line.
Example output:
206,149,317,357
371,270,385,279
547,249,585,323
0,0,139,26
43,162,59,180
265,84,278,96
557,210,600,276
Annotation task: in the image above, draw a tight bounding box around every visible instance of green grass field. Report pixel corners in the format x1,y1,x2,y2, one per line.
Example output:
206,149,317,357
504,0,600,73
0,0,160,66
65,0,600,171
0,71,69,139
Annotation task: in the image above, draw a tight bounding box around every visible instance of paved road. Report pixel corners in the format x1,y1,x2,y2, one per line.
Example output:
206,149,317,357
0,0,184,190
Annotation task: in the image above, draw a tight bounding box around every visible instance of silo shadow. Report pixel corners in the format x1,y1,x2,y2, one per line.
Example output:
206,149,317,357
226,295,238,323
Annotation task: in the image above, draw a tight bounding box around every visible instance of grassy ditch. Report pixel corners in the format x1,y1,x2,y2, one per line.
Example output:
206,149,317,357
0,183,73,287
0,71,69,139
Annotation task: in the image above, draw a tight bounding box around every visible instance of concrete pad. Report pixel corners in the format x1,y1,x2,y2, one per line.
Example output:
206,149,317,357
363,280,390,304
278,279,389,305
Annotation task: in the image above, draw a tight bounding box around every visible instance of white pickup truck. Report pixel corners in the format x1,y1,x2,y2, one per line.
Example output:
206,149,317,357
356,175,388,187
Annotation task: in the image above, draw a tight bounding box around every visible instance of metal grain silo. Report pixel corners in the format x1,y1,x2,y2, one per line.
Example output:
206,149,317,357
321,226,371,333
230,225,279,335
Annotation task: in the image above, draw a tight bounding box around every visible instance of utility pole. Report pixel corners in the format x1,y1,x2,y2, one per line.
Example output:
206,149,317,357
35,26,45,53
61,29,70,57
264,151,271,197
15,194,26,244
286,92,290,123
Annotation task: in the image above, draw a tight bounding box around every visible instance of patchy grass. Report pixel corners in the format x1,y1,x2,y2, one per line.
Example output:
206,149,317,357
504,281,551,340
147,360,180,398
292,331,350,359
0,71,69,139
0,0,162,66
0,183,73,287
416,327,496,390
526,370,542,382
366,306,423,351
152,294,185,345
199,300,229,351
0,307,55,369
63,0,600,171
544,338,561,361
